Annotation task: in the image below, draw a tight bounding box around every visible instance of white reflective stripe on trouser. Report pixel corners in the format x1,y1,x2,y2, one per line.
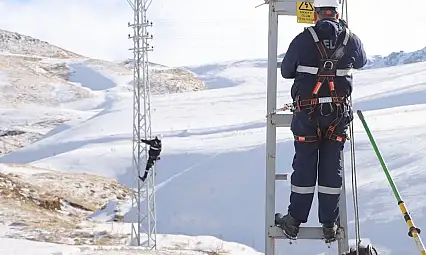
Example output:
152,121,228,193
291,185,315,194
296,65,353,76
318,185,341,195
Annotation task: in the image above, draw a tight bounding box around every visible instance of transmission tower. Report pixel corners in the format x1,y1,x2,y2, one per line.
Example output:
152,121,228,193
127,0,156,249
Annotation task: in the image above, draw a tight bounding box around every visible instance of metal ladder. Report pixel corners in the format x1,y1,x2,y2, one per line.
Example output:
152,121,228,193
264,1,349,254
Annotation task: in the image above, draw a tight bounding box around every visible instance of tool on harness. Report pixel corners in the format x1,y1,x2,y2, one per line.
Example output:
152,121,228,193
291,25,352,144
266,102,296,116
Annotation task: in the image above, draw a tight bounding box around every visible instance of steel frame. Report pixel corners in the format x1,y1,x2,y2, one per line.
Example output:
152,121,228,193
127,0,156,249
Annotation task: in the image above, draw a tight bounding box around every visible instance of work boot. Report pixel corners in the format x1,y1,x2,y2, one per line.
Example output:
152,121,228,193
275,213,301,239
322,222,338,243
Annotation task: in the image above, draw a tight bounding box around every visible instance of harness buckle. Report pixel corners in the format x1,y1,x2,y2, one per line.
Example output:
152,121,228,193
318,59,339,77
323,60,334,70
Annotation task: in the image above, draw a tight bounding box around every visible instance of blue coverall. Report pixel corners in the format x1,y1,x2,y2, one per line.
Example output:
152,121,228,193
281,19,367,225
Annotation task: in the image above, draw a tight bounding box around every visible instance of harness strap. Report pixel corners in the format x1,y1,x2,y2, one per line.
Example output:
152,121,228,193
296,96,347,108
294,135,318,142
294,125,322,143
324,109,346,143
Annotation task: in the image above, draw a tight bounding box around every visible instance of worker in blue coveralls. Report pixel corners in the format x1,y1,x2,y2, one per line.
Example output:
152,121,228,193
275,0,367,243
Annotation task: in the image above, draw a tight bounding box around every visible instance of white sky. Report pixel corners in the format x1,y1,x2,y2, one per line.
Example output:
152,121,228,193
0,0,425,67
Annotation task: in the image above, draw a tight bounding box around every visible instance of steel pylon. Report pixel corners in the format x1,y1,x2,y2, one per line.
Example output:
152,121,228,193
126,0,156,249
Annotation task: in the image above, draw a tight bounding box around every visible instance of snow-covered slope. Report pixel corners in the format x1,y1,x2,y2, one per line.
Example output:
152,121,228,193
1,51,426,255
0,230,263,255
183,46,426,90
0,30,206,154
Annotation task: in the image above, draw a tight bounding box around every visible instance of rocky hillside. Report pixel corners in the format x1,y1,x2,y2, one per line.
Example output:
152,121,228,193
364,47,426,69
0,163,132,245
0,29,82,59
121,59,206,93
0,28,206,97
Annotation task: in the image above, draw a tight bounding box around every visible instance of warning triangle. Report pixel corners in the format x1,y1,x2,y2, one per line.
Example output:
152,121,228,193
298,2,314,11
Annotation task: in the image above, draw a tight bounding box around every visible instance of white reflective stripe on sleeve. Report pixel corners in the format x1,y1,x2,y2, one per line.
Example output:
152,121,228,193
336,69,353,76
318,185,341,195
297,65,318,74
291,185,315,194
296,65,353,76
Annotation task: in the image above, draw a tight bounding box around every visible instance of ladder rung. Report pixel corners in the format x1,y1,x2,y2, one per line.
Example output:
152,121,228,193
275,173,288,180
271,114,293,127
269,226,344,240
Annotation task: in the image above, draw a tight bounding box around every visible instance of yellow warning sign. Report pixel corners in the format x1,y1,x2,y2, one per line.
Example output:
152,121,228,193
296,2,315,24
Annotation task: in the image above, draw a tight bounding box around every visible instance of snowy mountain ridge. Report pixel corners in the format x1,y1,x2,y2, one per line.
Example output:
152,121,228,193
276,46,426,70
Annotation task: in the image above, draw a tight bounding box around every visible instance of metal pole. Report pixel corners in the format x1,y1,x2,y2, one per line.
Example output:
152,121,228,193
265,1,279,255
339,151,350,254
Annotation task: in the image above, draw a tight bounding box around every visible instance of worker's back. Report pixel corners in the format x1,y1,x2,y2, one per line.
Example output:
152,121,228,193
281,19,367,101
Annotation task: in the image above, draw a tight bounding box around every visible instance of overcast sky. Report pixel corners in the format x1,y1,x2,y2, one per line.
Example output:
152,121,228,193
0,0,425,67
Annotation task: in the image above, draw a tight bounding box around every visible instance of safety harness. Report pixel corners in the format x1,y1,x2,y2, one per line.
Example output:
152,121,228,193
293,25,352,144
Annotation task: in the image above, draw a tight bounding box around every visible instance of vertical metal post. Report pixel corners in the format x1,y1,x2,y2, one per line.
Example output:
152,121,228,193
127,0,156,249
265,1,279,255
339,151,350,254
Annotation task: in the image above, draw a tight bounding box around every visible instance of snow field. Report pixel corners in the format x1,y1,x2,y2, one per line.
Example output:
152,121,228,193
2,53,426,254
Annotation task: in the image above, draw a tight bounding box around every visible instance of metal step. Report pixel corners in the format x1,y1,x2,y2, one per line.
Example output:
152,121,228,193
269,226,344,240
270,113,293,127
275,173,288,180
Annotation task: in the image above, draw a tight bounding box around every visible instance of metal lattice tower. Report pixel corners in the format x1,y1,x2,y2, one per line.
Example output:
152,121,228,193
127,0,156,249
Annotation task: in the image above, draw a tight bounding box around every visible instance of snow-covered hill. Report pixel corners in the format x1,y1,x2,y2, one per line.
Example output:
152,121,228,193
0,29,82,59
0,29,206,155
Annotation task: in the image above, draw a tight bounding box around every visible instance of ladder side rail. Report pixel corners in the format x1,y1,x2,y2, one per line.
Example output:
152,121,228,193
265,1,280,255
